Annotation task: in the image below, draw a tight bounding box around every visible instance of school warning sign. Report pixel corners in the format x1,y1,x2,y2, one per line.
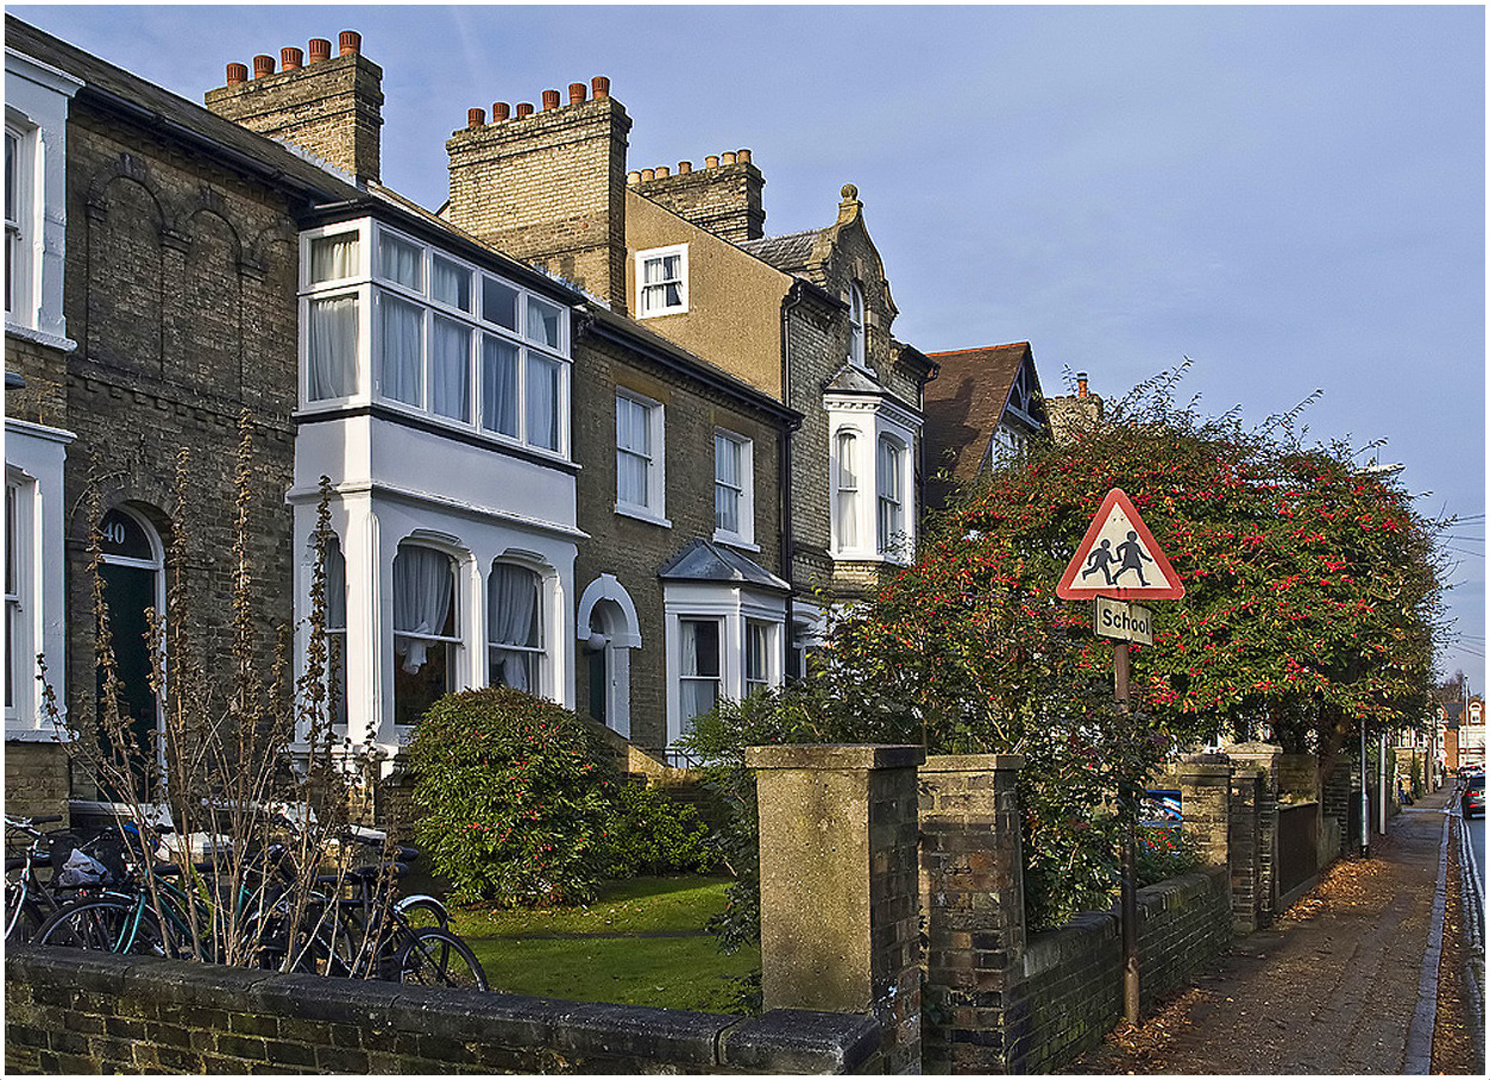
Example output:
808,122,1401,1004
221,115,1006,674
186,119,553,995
1056,488,1185,600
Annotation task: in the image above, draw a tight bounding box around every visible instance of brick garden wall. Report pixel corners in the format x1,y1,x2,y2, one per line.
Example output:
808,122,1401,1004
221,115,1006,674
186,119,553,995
1013,868,1231,1073
5,946,882,1075
2,741,71,822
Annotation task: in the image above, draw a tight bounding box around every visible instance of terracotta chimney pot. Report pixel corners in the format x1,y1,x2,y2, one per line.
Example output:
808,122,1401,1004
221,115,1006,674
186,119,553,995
591,75,610,99
307,38,332,63
492,102,511,121
1077,372,1089,398
515,102,534,118
281,47,304,71
338,30,361,56
569,82,588,104
737,148,752,164
640,168,655,182
721,151,736,165
705,155,720,169
627,171,641,185
252,55,276,78
542,89,561,110
225,62,249,85
677,160,692,174
468,108,486,128
655,165,669,178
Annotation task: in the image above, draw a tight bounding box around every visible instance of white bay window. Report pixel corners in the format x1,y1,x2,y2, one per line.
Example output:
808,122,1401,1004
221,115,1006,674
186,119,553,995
489,562,544,694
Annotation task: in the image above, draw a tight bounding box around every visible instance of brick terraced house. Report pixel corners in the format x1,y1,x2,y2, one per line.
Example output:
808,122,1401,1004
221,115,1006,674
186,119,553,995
3,17,809,808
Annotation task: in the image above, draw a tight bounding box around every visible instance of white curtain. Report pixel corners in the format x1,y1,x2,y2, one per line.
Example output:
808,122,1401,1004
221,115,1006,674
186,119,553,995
527,354,559,451
430,316,471,421
380,293,423,406
715,434,740,534
393,546,452,673
616,396,650,505
835,432,858,548
308,296,358,400
527,296,560,348
481,336,519,436
488,563,539,692
324,539,346,630
679,619,719,721
379,234,422,290
310,234,358,283
431,256,470,311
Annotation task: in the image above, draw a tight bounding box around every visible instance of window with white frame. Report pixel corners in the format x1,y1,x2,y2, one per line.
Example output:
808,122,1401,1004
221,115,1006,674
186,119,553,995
848,282,866,368
323,537,348,728
488,562,544,694
616,391,665,520
678,618,721,725
392,543,458,726
877,436,905,556
4,127,22,318
299,221,570,456
5,482,22,718
745,619,771,696
713,431,754,545
835,430,859,550
637,245,688,317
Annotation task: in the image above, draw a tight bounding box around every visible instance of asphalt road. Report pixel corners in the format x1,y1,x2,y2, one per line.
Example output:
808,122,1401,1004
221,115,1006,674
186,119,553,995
1468,815,1484,890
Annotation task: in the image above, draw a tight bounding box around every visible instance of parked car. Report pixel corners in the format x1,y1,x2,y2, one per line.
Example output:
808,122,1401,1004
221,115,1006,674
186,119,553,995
1461,774,1484,819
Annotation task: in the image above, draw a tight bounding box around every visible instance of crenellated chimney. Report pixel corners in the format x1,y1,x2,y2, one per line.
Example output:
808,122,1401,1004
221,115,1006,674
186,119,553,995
446,75,632,310
205,31,384,183
629,147,765,242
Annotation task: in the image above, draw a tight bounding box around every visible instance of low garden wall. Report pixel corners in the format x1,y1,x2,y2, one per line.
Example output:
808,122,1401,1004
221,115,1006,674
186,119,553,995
4,946,881,1075
1012,867,1231,1073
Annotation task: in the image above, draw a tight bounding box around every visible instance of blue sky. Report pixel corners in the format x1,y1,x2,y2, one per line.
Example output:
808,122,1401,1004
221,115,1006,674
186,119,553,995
15,4,1485,689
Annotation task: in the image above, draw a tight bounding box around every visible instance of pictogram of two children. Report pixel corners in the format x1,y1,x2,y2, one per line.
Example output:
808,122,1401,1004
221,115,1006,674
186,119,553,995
1081,531,1154,586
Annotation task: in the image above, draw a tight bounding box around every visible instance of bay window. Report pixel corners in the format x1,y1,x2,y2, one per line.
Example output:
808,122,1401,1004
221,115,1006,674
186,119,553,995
299,220,571,456
5,483,20,717
323,537,348,728
392,544,457,727
488,562,544,694
835,430,859,550
745,619,771,696
678,618,721,724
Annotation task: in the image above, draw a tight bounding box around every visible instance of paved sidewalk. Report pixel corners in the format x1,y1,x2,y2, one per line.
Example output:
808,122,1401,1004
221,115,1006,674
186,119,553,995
1075,789,1453,1074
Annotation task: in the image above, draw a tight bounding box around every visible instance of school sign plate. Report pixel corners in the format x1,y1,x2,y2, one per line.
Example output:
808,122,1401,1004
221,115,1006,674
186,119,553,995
1095,597,1154,645
1056,488,1185,601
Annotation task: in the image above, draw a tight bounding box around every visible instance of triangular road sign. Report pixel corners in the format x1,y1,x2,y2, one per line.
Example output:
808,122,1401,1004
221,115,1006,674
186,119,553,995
1057,488,1185,600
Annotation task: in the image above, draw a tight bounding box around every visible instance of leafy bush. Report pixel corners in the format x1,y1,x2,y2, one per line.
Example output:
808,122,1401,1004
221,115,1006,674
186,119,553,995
1134,825,1202,887
602,782,713,877
407,687,618,906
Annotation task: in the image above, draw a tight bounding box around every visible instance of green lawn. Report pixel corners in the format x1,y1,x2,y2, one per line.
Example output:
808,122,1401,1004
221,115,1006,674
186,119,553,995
446,875,760,1013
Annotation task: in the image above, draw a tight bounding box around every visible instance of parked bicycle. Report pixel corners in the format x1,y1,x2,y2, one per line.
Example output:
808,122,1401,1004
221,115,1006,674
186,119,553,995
5,815,126,942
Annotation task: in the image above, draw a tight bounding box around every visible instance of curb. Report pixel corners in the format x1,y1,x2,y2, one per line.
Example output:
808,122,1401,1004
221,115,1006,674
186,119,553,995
1402,809,1449,1073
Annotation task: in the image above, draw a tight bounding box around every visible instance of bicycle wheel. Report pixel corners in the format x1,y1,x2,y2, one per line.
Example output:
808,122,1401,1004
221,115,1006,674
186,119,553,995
396,927,487,991
34,899,165,956
394,894,449,930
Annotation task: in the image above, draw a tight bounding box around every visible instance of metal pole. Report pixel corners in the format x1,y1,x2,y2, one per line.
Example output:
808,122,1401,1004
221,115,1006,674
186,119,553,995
1360,724,1370,857
1378,732,1388,835
1115,640,1140,1025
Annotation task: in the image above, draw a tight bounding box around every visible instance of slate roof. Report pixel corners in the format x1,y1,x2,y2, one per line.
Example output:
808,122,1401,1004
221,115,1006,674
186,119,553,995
6,15,361,205
658,539,790,592
823,364,885,395
921,343,1037,498
735,229,823,274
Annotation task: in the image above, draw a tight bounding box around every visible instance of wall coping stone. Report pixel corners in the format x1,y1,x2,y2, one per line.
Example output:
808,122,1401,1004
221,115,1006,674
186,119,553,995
718,1009,883,1072
1170,762,1233,780
746,744,924,770
920,753,1025,773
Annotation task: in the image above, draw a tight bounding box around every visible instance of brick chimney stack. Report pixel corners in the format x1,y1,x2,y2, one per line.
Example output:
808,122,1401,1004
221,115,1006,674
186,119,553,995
205,31,384,183
629,147,765,242
446,75,632,311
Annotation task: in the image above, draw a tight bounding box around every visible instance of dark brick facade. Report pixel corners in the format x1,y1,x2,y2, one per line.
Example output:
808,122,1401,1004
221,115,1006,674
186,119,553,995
631,155,765,243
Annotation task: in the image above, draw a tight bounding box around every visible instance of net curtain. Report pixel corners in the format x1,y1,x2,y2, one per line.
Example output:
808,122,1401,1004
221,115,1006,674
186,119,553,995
393,545,453,674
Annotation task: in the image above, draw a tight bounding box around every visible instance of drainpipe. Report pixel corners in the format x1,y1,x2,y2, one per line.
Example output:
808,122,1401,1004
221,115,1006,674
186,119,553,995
1360,724,1370,856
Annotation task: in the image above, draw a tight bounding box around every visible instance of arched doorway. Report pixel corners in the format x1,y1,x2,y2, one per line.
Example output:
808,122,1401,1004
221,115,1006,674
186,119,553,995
96,506,164,798
577,575,640,740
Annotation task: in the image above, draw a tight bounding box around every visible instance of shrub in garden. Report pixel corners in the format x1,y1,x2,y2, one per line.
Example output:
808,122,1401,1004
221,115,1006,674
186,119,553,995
407,687,618,906
602,782,713,878
1134,825,1202,886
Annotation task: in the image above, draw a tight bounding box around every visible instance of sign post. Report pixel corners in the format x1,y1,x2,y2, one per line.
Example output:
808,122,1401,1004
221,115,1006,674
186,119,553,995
1058,488,1184,1026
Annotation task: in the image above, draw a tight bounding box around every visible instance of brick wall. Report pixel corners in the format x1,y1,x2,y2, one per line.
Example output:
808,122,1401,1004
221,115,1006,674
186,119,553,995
631,157,765,243
59,99,301,787
3,741,70,822
1013,869,1231,1073
5,946,882,1074
4,335,68,427
571,332,783,751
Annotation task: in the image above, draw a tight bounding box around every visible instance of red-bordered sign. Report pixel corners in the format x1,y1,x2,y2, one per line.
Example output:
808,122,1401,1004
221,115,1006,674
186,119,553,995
1056,488,1185,600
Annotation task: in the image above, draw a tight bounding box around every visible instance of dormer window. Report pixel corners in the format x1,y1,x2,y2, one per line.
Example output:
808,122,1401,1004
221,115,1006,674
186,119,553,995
848,282,866,368
637,244,688,317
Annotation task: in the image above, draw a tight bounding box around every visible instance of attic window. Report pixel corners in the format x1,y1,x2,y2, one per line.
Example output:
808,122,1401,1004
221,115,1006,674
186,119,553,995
637,245,688,317
848,282,866,368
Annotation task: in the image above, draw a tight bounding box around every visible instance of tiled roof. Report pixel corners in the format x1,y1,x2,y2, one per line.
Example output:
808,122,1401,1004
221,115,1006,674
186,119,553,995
658,539,790,592
6,15,360,204
922,342,1033,489
735,229,823,273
